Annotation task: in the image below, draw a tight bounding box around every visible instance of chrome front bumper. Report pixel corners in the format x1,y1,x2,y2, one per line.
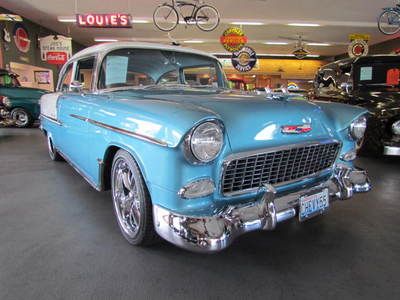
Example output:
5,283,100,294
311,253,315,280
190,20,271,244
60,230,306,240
153,165,371,253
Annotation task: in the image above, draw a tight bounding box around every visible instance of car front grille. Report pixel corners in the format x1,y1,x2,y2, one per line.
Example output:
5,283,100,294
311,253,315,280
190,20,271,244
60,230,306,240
221,141,340,196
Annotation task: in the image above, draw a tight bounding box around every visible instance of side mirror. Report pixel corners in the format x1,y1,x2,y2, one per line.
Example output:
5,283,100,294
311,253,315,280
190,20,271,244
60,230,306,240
70,81,84,93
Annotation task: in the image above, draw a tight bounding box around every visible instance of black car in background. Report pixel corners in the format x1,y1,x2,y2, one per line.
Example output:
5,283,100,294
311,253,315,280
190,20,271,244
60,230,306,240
314,55,400,157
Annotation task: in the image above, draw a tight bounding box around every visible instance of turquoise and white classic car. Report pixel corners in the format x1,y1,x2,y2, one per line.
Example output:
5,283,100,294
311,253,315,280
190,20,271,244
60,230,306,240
40,42,371,252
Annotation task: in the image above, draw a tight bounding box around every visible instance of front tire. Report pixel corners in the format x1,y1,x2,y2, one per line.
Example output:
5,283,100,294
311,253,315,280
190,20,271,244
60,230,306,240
10,108,33,128
111,149,158,246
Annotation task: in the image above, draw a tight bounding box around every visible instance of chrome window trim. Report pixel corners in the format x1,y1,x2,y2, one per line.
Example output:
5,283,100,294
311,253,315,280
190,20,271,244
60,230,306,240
70,114,169,147
220,139,341,197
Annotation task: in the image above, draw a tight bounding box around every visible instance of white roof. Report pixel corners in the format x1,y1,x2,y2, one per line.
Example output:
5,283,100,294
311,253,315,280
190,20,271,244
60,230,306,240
70,41,217,61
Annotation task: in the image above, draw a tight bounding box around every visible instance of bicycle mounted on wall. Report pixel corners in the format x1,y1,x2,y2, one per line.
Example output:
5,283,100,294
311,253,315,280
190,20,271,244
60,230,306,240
153,0,220,32
377,0,400,35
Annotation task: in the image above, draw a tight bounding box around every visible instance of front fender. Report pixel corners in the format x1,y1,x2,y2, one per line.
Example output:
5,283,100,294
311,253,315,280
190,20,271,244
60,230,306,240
314,100,369,131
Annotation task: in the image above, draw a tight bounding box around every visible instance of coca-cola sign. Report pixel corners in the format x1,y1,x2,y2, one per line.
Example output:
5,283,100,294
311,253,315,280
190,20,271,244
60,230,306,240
76,13,132,28
39,35,72,65
46,52,68,65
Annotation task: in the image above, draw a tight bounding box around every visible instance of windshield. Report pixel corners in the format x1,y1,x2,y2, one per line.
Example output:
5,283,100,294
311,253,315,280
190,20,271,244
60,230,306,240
98,48,227,90
355,62,399,91
0,74,20,87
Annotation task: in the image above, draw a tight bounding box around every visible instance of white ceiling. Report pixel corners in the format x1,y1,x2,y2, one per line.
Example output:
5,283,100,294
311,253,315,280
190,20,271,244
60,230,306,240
1,0,399,57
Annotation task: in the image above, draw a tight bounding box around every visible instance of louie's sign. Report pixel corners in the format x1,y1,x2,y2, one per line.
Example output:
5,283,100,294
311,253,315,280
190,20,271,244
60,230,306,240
39,35,72,65
76,13,132,28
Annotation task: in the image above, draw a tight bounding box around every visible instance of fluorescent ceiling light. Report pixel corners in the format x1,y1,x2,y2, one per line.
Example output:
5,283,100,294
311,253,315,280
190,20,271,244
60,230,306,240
231,21,264,25
214,53,320,58
306,43,331,46
131,19,150,24
57,16,76,23
264,41,289,45
94,38,118,42
287,23,320,27
183,40,204,43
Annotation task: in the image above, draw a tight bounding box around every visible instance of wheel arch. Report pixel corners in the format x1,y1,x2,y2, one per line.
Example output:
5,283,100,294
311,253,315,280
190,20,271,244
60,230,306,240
101,143,150,193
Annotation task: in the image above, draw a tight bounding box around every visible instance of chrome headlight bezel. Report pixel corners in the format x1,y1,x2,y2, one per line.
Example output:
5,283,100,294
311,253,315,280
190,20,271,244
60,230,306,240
184,120,224,164
349,115,367,141
392,120,400,136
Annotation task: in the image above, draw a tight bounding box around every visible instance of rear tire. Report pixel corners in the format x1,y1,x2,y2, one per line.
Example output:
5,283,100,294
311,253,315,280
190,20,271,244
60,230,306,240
111,149,158,246
47,135,63,161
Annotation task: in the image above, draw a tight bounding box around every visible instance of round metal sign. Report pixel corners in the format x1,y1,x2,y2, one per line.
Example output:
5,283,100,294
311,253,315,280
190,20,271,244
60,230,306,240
220,27,248,52
13,24,30,53
348,39,368,58
231,46,257,72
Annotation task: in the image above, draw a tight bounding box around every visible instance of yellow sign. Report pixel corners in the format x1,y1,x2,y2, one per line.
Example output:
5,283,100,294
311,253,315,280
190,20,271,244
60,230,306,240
349,34,370,42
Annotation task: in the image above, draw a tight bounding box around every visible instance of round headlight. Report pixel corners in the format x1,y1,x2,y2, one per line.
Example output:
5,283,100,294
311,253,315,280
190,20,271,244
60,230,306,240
392,120,400,136
350,115,367,140
190,121,223,163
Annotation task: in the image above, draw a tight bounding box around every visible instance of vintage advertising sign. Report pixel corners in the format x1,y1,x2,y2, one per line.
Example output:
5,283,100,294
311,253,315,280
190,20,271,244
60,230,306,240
292,47,309,59
220,27,248,52
13,24,30,53
39,35,72,65
231,46,257,72
386,68,400,86
348,39,368,58
76,13,132,28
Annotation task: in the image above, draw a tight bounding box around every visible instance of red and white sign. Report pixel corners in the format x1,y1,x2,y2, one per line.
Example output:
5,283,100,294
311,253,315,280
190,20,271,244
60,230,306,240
387,68,400,86
39,35,72,65
13,24,30,53
46,52,68,65
76,13,132,28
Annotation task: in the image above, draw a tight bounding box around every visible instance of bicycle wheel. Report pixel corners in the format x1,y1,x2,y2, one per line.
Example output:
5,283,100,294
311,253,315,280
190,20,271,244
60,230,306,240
378,10,400,35
195,5,220,31
153,4,179,32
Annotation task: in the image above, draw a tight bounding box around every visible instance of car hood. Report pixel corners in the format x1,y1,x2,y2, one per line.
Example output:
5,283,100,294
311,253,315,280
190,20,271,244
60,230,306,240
108,89,364,151
0,86,48,99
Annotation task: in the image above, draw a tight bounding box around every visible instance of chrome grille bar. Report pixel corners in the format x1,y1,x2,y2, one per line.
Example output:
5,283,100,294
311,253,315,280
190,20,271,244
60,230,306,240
221,141,340,196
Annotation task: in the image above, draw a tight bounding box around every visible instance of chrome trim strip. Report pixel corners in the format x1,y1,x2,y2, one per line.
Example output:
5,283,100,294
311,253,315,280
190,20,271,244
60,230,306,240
224,139,340,162
384,145,400,156
69,114,169,147
57,148,101,191
40,114,62,126
220,139,341,197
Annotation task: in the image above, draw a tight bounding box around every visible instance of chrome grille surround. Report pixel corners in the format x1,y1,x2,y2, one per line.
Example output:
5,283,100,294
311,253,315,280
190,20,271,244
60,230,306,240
221,140,341,196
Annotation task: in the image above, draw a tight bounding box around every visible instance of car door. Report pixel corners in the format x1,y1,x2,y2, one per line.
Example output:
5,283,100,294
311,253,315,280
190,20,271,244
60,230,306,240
57,56,97,181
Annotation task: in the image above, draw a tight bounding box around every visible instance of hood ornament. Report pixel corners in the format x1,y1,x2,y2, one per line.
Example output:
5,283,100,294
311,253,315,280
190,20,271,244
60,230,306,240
281,124,312,134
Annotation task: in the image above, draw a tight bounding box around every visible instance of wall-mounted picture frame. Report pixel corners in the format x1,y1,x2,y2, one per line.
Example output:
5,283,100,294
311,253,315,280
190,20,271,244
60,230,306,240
34,70,50,84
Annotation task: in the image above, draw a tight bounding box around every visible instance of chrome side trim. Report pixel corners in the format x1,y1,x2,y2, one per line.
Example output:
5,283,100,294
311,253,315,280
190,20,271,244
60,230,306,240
57,148,101,191
69,114,169,147
40,114,62,126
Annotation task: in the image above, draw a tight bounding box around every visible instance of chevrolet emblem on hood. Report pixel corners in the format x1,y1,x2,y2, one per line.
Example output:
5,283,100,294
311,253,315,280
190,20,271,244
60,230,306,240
281,124,312,134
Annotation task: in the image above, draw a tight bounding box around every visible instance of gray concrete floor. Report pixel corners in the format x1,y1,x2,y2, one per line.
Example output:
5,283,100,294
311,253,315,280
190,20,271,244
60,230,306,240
0,128,399,300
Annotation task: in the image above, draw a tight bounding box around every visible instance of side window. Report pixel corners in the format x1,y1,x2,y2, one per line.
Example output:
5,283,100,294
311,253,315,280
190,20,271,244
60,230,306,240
75,57,95,91
58,63,73,92
183,66,217,87
158,70,179,85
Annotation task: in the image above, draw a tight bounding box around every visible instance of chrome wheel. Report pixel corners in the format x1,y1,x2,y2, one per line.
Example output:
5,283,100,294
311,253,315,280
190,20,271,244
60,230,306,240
112,157,142,238
11,108,30,127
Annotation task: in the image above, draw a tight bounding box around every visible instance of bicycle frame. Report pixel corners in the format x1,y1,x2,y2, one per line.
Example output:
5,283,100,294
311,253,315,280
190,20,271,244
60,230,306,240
170,0,200,24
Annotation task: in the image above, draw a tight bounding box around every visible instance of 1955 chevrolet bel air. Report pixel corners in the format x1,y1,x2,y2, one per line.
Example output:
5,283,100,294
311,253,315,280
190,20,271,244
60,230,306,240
40,42,371,252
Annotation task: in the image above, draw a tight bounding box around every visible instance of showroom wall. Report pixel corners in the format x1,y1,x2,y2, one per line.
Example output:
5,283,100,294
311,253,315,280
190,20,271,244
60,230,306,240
0,7,84,91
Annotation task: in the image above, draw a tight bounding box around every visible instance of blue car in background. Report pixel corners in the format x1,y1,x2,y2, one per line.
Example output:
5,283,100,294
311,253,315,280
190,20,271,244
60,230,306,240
40,42,371,253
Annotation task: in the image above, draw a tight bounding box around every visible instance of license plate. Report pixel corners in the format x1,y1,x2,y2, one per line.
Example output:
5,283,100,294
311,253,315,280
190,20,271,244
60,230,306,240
299,188,329,222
